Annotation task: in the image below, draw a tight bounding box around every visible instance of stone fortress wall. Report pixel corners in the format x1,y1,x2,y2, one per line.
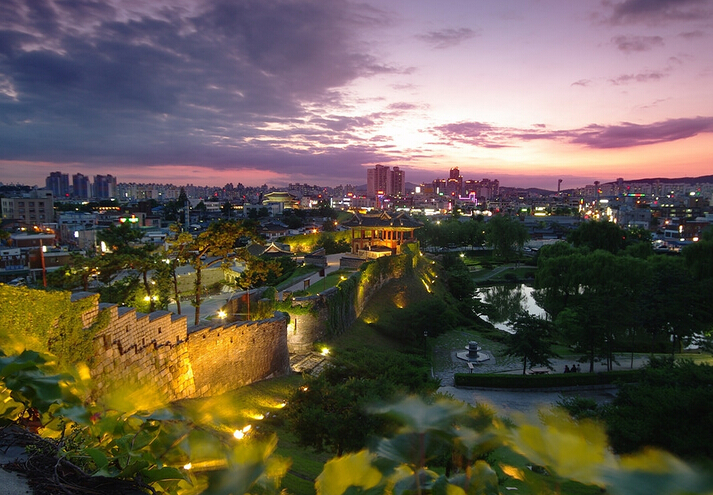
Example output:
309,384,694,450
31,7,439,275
81,295,290,401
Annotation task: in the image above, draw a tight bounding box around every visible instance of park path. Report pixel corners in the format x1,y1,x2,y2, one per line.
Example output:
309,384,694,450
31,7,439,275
280,253,343,295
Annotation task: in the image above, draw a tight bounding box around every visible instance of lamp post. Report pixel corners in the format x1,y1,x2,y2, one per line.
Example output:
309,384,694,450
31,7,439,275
423,330,428,356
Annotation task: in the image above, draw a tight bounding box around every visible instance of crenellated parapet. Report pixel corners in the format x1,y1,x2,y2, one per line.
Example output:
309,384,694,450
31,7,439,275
77,294,289,401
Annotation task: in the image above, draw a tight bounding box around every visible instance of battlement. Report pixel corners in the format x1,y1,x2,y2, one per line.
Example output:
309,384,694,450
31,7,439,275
84,296,289,401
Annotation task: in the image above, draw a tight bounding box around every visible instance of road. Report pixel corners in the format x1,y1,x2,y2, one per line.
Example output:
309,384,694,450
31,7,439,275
438,385,619,417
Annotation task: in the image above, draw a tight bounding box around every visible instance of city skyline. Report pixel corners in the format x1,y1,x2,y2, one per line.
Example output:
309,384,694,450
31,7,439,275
1,0,712,190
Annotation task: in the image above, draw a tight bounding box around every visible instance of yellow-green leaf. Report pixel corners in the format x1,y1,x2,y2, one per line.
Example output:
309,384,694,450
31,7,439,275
317,449,383,495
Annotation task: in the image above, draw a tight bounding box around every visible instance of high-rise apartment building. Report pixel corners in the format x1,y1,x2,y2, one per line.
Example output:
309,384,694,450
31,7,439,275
94,174,117,199
367,164,389,198
73,173,90,199
367,164,406,199
390,166,406,196
45,171,69,198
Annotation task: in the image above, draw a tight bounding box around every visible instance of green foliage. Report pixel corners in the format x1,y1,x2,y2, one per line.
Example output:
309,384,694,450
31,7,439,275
375,298,457,345
440,253,475,301
316,232,350,254
326,272,359,336
567,220,627,254
417,216,486,249
604,359,713,460
484,215,529,261
454,370,638,387
0,285,102,366
684,238,713,280
0,349,291,495
0,348,711,495
555,395,602,421
504,313,559,374
285,374,394,456
99,274,142,306
322,349,439,395
282,231,351,254
286,349,438,456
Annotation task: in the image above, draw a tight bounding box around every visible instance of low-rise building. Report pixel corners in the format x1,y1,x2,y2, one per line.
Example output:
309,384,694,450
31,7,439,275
342,210,422,257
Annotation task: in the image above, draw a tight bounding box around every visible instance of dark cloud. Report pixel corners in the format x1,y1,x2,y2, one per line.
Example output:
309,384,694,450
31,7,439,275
571,117,713,147
387,102,419,111
611,35,664,52
610,70,668,84
0,0,406,184
429,117,713,149
679,29,705,38
416,27,478,49
607,0,713,24
571,79,592,87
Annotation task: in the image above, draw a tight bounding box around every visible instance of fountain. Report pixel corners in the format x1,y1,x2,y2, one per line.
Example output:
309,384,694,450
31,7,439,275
456,341,490,363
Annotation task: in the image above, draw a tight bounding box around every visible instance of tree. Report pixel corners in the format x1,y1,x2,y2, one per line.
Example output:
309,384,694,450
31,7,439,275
46,252,105,291
194,200,207,221
567,220,627,254
684,225,713,281
123,245,162,312
440,253,475,301
484,215,529,261
286,374,391,456
537,248,647,371
317,233,350,254
604,359,713,460
96,223,143,254
188,220,260,324
221,200,233,219
237,256,283,290
640,255,706,356
504,312,558,374
160,228,195,315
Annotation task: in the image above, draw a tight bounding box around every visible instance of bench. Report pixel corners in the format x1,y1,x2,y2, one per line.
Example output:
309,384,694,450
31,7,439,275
467,362,474,373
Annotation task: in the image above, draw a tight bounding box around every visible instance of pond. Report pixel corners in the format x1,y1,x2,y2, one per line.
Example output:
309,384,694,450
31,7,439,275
475,284,547,333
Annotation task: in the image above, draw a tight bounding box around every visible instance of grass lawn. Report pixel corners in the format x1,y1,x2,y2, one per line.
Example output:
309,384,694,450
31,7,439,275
301,270,353,296
275,264,321,291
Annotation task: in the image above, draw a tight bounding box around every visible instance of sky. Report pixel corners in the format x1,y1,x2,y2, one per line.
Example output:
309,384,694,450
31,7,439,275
1,0,712,190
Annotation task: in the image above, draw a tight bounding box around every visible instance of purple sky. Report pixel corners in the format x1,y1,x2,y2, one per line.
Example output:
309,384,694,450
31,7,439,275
1,0,712,190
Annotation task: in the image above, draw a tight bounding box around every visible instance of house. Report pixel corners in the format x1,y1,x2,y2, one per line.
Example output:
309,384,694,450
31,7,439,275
259,222,290,240
246,241,292,258
342,210,422,257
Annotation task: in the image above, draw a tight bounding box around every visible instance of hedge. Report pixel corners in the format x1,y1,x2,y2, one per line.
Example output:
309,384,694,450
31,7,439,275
453,370,640,388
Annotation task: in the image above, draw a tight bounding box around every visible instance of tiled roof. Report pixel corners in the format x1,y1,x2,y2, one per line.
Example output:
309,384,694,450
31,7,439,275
342,210,423,228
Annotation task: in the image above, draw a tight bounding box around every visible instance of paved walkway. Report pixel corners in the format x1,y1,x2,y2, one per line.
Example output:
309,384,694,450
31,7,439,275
436,351,651,416
280,253,344,295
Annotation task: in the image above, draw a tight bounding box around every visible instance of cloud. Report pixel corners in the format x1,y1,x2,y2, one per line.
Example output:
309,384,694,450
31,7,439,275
610,70,668,84
416,27,478,49
0,0,407,184
571,79,592,87
607,0,713,24
679,29,705,39
611,35,664,52
429,117,713,149
571,117,713,148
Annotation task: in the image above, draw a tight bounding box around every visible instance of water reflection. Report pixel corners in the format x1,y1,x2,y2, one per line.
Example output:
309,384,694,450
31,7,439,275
476,284,547,333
